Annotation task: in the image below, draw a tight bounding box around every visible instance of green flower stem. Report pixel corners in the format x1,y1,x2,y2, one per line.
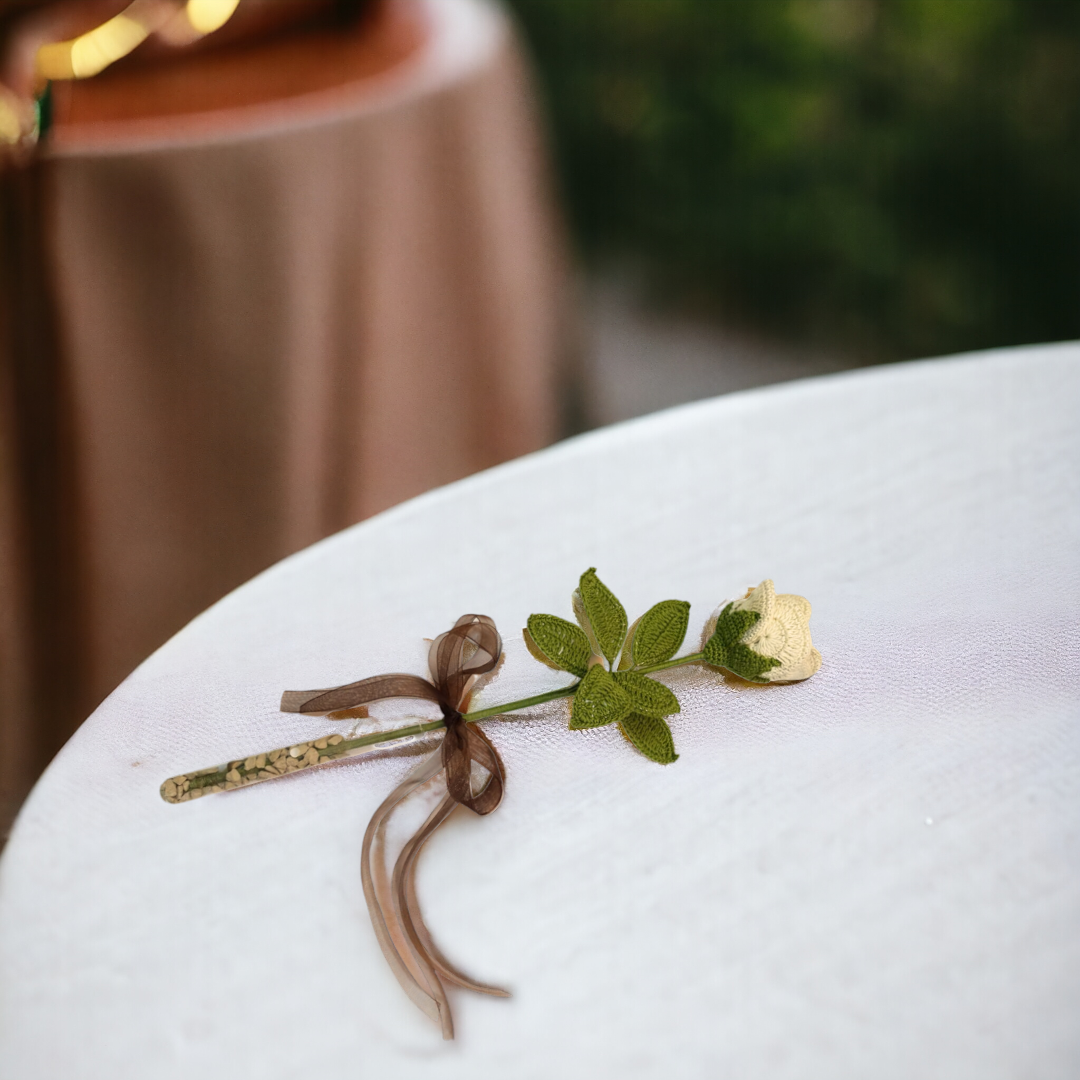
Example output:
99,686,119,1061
324,686,582,758
165,648,720,800
465,685,578,721
637,651,705,674
331,650,713,755
336,718,447,753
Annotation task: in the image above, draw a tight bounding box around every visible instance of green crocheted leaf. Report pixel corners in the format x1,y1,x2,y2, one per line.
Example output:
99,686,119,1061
630,599,690,667
617,615,641,670
524,614,591,677
575,567,627,666
702,603,758,660
619,714,678,764
613,671,680,719
569,664,632,729
702,603,780,682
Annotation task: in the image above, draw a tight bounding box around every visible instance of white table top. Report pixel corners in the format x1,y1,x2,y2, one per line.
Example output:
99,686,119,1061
1,344,1078,1079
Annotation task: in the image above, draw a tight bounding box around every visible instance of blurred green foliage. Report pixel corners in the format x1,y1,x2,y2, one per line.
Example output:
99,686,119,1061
508,0,1080,359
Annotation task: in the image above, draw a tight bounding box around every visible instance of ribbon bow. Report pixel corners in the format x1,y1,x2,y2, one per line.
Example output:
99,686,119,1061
280,614,507,1038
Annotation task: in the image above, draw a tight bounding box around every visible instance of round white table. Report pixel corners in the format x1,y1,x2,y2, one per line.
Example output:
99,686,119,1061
1,344,1077,1079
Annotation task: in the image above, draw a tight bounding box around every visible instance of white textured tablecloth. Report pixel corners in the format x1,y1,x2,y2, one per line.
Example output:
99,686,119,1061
0,344,1077,1079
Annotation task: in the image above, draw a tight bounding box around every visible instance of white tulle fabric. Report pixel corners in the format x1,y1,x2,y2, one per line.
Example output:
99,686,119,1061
0,344,1077,1080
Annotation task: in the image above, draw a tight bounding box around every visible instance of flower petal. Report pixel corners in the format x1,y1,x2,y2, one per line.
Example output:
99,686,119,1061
726,580,820,683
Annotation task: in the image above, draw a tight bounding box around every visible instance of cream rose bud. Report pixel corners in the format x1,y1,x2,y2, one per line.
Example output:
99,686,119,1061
730,579,821,682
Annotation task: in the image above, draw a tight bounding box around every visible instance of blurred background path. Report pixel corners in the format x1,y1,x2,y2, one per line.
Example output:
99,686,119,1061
511,0,1080,403
581,275,854,427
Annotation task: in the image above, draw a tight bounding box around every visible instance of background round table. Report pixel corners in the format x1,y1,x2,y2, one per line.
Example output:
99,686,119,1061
0,0,565,818
0,344,1077,1079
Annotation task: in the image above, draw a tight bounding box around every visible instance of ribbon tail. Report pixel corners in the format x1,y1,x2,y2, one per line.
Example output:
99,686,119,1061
393,793,511,1000
360,750,451,1035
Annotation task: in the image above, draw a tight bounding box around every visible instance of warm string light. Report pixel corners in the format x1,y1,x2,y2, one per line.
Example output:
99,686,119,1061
0,83,42,151
0,0,242,148
36,4,155,81
35,0,241,83
185,0,241,36
0,87,28,145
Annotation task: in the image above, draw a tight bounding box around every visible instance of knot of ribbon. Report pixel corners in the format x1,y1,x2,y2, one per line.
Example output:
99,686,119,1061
280,614,508,1038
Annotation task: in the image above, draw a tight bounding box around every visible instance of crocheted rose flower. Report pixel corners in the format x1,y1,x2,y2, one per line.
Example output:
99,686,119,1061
702,579,821,683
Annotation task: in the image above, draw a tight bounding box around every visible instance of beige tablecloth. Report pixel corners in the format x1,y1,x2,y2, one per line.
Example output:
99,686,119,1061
0,0,565,826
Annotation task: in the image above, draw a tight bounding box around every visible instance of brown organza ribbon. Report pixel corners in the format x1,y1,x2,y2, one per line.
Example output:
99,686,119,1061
280,614,507,1038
